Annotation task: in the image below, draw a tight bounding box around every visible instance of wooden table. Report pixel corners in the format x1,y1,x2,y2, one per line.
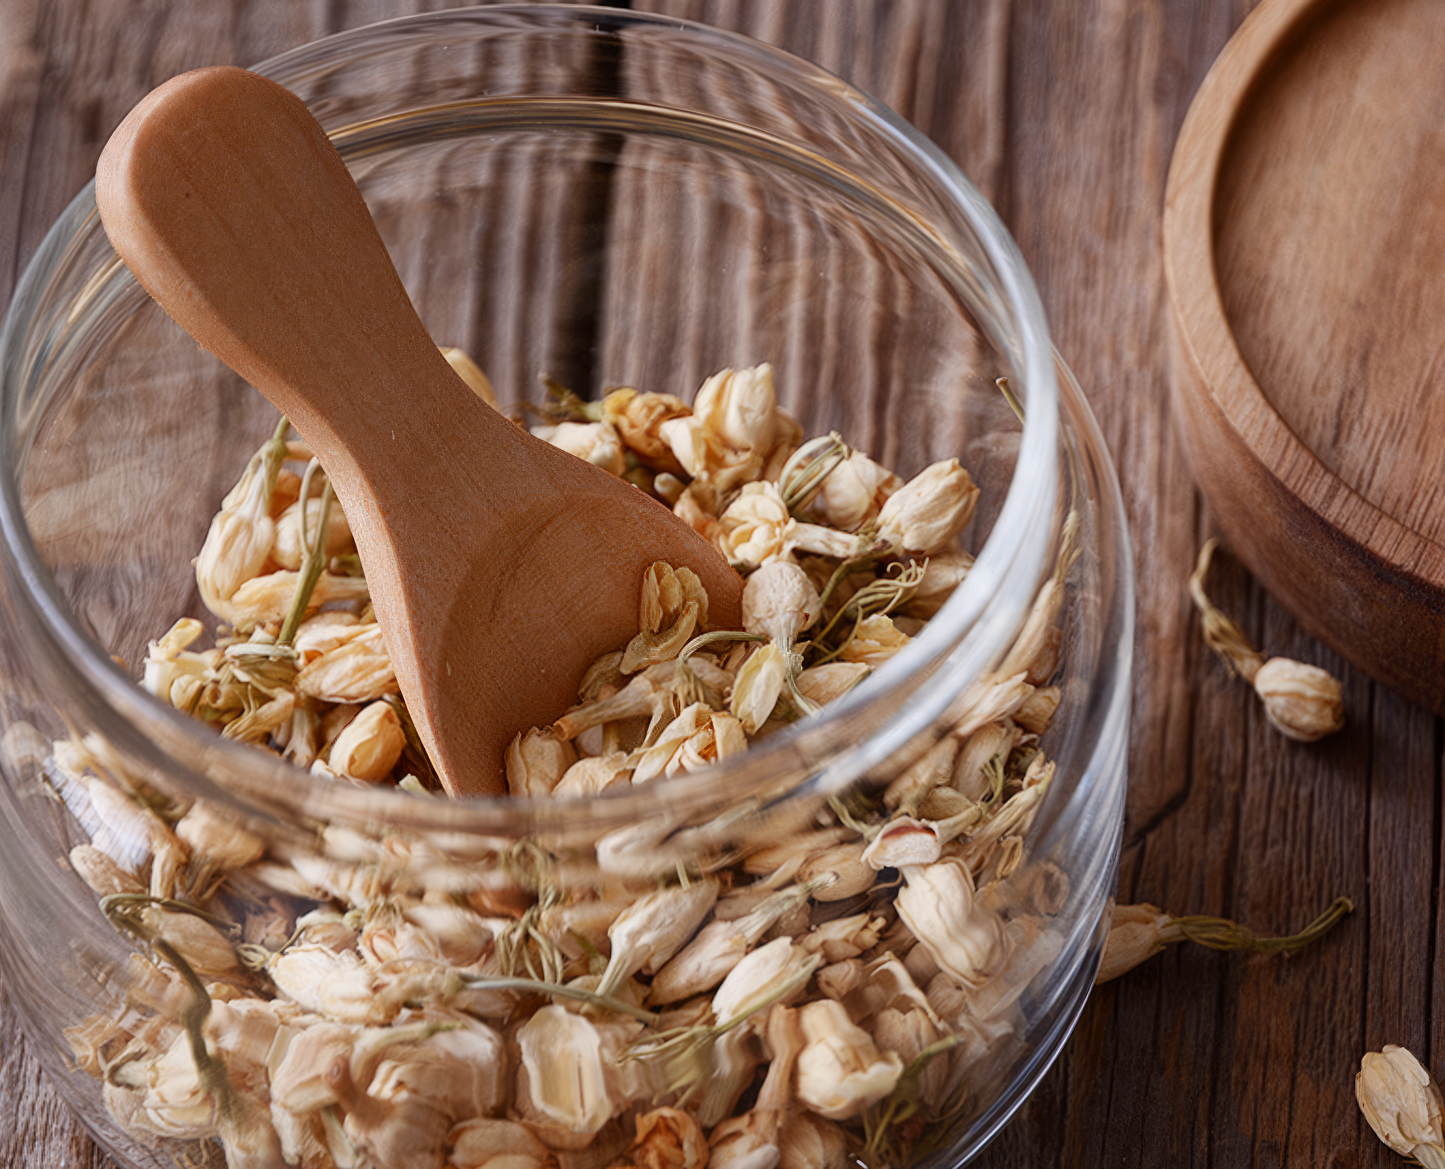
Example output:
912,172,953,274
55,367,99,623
0,1,1424,1166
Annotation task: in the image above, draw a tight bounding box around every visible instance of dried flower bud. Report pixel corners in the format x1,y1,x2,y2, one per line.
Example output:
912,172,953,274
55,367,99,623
1094,896,1353,985
816,959,865,1001
660,363,779,489
895,860,1001,986
604,389,691,474
649,885,814,1006
872,1007,949,1107
1251,658,1345,742
883,736,960,812
731,644,789,735
1014,684,1060,734
532,419,628,477
329,701,407,783
295,624,396,703
794,662,869,707
809,450,903,532
140,905,240,978
951,721,1020,801
905,549,975,619
741,827,852,880
143,619,208,706
1094,903,1177,985
631,1107,709,1169
861,817,942,871
292,610,360,660
631,704,745,783
777,1113,848,1169
553,753,634,798
876,460,979,555
364,1013,507,1125
799,913,885,964
706,1005,806,1169
638,562,710,635
674,483,723,546
707,1113,780,1169
214,568,370,630
795,842,876,902
794,998,903,1120
597,878,719,997
1357,1046,1445,1168
517,1005,614,1136
447,1115,554,1161
505,727,578,799
403,902,489,967
743,561,822,646
448,1118,556,1169
196,433,287,612
137,1029,218,1138
622,602,701,675
69,844,143,898
271,492,354,571
440,346,499,409
718,483,792,569
838,615,911,667
175,799,266,870
712,937,813,1024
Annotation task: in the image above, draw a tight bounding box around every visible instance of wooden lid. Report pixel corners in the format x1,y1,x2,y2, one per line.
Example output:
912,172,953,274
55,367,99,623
1165,0,1445,712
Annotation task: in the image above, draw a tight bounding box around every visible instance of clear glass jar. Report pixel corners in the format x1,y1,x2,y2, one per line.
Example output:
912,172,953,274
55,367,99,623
0,8,1131,1168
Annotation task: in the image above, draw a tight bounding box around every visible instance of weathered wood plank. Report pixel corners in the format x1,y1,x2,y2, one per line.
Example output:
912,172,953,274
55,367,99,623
0,2,1437,1168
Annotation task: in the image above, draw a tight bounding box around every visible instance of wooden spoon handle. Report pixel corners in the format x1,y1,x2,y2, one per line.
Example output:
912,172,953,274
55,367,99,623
95,66,468,474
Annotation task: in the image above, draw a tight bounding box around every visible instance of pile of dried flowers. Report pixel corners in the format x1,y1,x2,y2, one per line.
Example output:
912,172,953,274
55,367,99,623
50,357,1088,1169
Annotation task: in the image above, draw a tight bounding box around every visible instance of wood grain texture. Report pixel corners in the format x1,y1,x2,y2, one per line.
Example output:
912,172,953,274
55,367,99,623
0,1,1437,1168
1166,0,1445,714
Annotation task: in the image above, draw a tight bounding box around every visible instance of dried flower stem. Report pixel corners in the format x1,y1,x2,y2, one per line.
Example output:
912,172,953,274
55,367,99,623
1170,896,1353,956
98,892,237,935
813,562,925,664
277,461,334,646
457,973,659,1023
994,377,1026,424
778,432,850,514
862,1033,964,1164
623,953,820,1101
1188,538,1266,681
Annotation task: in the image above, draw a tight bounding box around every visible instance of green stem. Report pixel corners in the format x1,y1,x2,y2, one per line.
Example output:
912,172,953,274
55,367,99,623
277,467,333,646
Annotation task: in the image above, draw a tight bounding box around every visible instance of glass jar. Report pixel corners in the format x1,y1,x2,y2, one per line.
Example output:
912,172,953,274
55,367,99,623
0,8,1132,1168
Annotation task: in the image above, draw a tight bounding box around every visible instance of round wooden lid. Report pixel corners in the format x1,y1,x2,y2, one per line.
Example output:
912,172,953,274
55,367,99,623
1165,0,1445,713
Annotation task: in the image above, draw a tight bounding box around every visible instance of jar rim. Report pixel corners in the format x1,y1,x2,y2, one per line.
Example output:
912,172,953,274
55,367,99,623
0,4,1060,833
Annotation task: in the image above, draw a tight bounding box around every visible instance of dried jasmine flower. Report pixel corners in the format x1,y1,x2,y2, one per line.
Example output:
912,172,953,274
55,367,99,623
895,861,1001,987
1189,539,1344,741
595,879,720,998
1357,1046,1445,1168
76,357,1148,1168
330,701,408,783
532,419,628,477
516,1005,615,1136
875,460,979,556
1095,896,1353,984
742,561,821,646
296,624,397,705
629,1107,708,1169
505,728,578,799
795,998,904,1121
195,417,290,615
659,363,780,491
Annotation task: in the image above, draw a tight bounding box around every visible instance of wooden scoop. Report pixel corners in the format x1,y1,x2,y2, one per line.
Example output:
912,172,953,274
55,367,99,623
96,66,742,797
